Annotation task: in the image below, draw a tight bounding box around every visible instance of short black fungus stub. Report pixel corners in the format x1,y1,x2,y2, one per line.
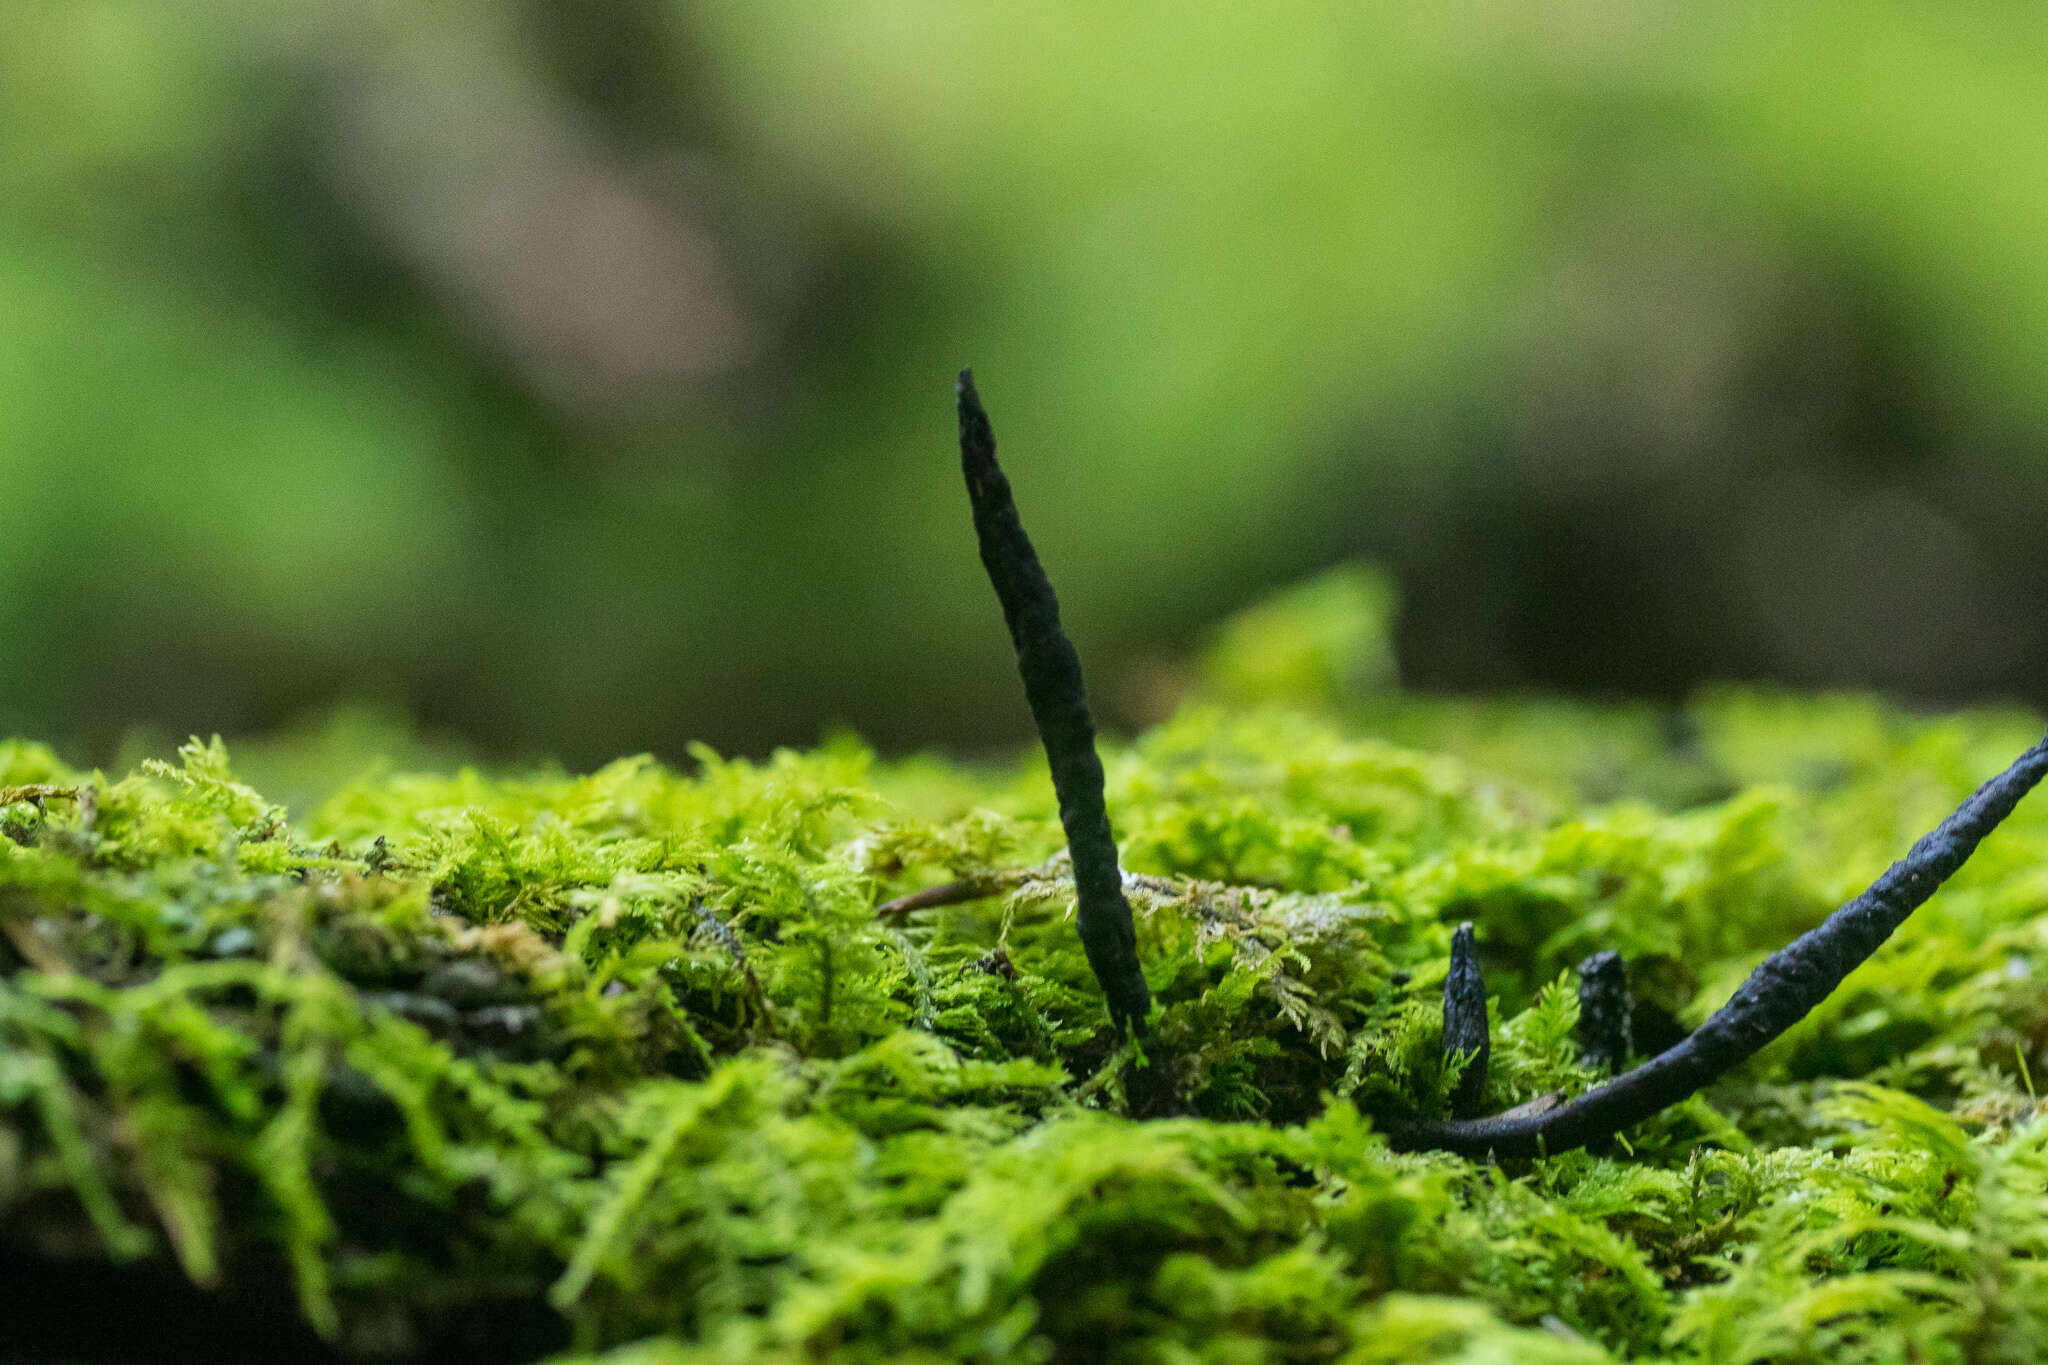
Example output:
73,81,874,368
1576,950,1632,1077
1442,921,1490,1119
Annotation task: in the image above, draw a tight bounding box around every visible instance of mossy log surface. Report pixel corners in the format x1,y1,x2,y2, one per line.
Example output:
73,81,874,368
5,611,2048,1360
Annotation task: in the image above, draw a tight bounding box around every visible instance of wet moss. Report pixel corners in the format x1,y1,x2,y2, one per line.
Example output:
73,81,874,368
2,586,2047,1361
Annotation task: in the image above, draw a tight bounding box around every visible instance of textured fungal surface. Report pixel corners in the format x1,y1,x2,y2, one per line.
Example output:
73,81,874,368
1442,923,1490,1118
4,593,2048,1360
1577,950,1632,1077
955,370,1149,1031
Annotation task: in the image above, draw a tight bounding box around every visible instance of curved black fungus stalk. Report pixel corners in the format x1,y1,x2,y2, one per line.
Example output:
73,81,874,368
1576,950,1632,1077
1385,731,2048,1157
1442,922,1490,1118
955,371,1152,1031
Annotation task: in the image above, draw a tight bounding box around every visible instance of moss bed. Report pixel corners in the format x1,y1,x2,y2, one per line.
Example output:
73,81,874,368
4,582,2047,1362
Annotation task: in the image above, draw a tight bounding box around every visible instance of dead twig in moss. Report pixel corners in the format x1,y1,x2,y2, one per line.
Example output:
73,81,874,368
874,862,1188,921
1388,731,2048,1157
956,371,1150,1032
0,785,80,806
876,875,1021,921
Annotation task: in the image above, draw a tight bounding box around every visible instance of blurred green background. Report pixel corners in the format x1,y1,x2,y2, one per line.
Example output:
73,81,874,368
6,0,2047,768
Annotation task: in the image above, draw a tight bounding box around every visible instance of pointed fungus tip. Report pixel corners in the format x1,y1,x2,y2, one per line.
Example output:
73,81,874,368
956,371,997,479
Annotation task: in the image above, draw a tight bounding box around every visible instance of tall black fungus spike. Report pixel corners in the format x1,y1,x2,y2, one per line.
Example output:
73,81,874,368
1576,950,1631,1077
1383,730,2048,1157
956,371,1151,1032
1443,921,1490,1118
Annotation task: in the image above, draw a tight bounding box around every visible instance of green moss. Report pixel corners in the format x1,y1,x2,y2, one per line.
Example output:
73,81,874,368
3,580,2048,1360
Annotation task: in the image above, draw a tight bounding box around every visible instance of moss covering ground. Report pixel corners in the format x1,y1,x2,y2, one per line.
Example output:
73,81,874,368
4,572,2048,1361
